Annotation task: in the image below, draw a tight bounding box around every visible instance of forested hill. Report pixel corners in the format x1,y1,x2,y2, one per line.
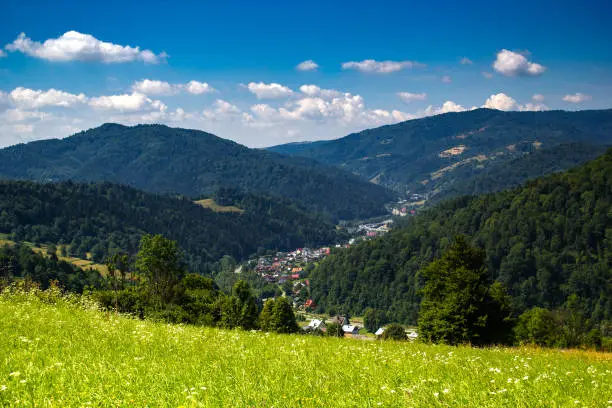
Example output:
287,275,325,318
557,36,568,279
269,109,612,197
0,123,395,221
310,148,612,325
0,181,341,272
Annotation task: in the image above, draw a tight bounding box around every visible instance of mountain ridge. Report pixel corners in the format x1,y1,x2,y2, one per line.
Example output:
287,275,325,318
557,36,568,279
0,123,396,221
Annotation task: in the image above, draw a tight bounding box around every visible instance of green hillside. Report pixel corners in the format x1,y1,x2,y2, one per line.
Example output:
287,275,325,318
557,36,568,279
1,289,610,407
0,123,395,221
0,181,341,272
310,148,612,324
269,109,612,198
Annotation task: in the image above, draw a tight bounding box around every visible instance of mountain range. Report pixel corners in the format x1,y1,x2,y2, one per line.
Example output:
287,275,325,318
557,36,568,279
269,109,612,200
0,124,395,221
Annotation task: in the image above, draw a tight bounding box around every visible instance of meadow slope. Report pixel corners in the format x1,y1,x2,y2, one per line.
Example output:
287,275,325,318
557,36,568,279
1,292,610,407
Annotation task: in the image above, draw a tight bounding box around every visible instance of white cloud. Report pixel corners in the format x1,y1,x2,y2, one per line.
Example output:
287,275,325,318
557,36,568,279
563,93,591,103
483,92,549,111
341,59,423,73
441,75,452,83
1,108,51,123
482,71,493,79
493,49,546,76
299,85,343,99
9,87,87,109
483,93,519,111
185,80,215,95
132,79,178,96
423,101,467,116
0,50,6,58
460,57,473,65
131,79,216,96
5,31,166,64
532,94,545,102
89,92,166,112
202,99,243,121
247,82,293,99
296,60,319,71
397,92,427,103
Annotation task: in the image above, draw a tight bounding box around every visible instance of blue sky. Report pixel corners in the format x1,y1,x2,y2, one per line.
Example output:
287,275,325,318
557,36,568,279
1,0,611,147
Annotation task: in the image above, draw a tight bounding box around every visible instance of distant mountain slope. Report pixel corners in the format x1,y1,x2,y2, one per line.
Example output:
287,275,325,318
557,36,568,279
430,142,609,203
0,181,342,272
310,148,612,324
0,124,395,220
269,109,612,197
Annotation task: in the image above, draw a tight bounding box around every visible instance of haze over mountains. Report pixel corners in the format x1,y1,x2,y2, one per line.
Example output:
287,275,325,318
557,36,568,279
270,109,612,199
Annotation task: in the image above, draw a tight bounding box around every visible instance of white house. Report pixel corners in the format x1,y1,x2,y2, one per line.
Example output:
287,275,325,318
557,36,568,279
305,319,325,331
342,325,359,336
375,328,385,336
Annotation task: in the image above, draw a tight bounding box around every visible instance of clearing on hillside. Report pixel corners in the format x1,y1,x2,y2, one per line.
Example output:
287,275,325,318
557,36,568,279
194,198,244,213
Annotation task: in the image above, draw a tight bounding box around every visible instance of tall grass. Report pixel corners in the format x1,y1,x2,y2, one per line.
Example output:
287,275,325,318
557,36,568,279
1,287,610,407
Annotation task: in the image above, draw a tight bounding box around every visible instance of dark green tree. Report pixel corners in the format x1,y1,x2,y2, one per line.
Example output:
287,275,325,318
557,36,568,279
381,324,407,341
259,299,275,331
270,297,299,334
418,236,511,345
136,234,184,309
233,280,259,330
325,322,344,337
363,308,389,333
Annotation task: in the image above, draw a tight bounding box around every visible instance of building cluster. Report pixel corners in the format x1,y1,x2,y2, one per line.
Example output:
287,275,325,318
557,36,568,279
355,219,393,238
254,247,331,283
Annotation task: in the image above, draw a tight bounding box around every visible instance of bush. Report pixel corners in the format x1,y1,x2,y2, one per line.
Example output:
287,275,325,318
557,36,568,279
381,324,407,341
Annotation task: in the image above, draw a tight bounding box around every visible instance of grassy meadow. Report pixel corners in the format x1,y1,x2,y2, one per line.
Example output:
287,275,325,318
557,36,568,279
1,289,611,407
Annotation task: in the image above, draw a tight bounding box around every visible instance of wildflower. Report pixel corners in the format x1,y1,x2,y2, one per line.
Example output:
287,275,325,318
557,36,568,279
434,392,439,398
574,401,580,404
523,376,529,380
9,372,20,377
0,385,7,391
19,380,26,384
443,389,450,394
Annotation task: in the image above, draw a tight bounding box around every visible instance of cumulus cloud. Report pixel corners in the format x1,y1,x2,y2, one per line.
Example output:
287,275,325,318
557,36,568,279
202,99,244,121
341,59,424,73
532,94,545,102
423,101,467,116
185,81,215,95
563,93,591,103
89,92,166,112
483,93,548,111
299,85,343,99
493,49,546,76
0,50,6,58
460,57,473,65
397,92,427,103
132,79,216,96
9,87,87,109
132,80,178,96
296,60,319,71
5,31,166,64
247,82,293,99
441,75,452,83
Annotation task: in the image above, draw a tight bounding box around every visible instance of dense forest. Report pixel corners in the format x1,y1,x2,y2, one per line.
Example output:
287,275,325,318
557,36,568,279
310,148,612,326
0,180,342,272
270,108,612,195
0,123,395,220
0,243,105,292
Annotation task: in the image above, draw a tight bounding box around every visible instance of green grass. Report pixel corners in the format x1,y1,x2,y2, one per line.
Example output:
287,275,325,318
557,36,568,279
194,198,244,214
1,290,611,407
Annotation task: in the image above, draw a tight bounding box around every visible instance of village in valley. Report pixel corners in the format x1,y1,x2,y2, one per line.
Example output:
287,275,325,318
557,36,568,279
241,210,422,340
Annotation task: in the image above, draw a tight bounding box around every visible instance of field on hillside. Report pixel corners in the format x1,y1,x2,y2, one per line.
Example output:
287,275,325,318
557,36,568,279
1,291,611,407
0,235,108,276
194,198,244,213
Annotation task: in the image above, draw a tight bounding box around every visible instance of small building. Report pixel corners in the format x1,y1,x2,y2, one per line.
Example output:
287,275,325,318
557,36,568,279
407,330,418,340
342,325,359,336
304,319,325,332
375,328,385,336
